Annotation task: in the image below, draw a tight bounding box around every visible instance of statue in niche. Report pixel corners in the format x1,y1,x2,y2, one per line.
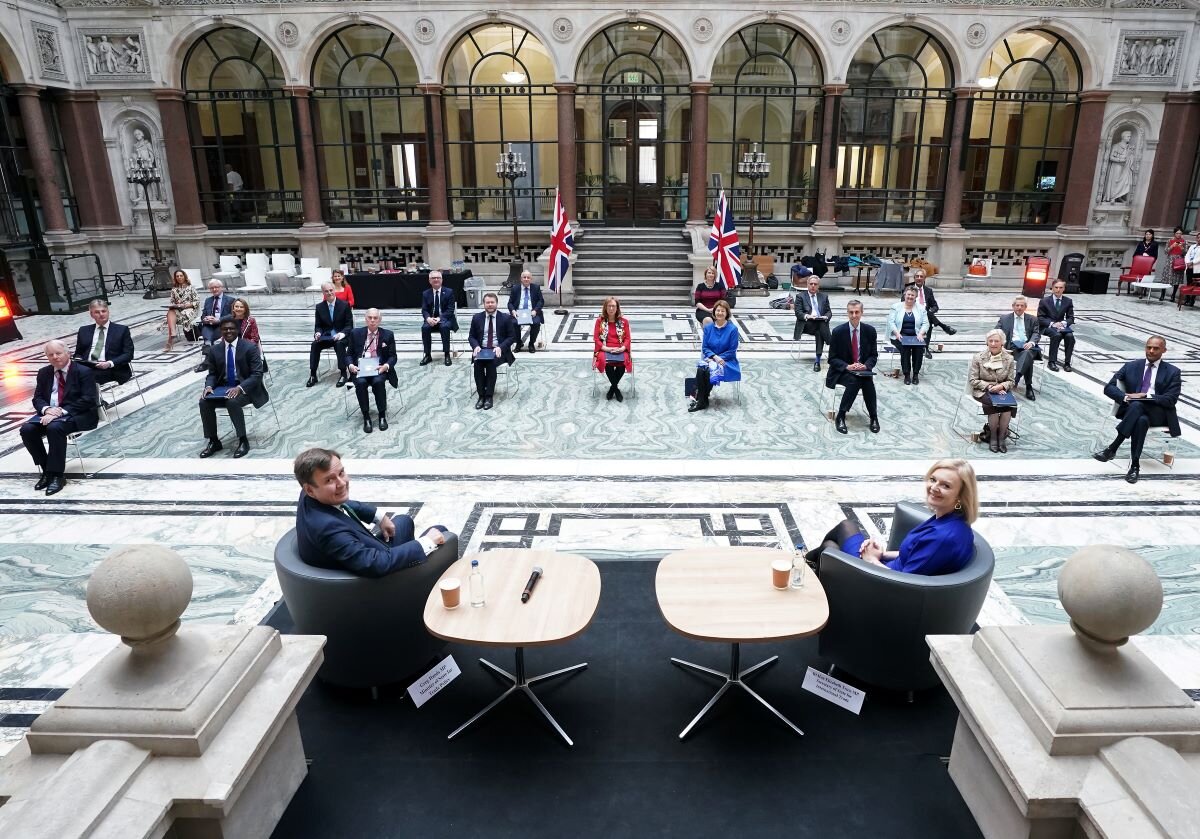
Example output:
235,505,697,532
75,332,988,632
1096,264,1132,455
1099,129,1138,205
127,127,165,203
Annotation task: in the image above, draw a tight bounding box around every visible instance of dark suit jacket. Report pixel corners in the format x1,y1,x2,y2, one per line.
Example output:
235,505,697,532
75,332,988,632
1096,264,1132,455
204,339,269,408
314,299,354,337
73,322,135,384
1104,359,1182,437
296,493,428,577
826,322,878,389
996,312,1041,350
507,283,545,324
202,294,236,323
794,290,832,321
32,362,99,431
904,283,939,314
421,287,459,332
469,310,516,365
1036,295,1075,330
347,327,399,389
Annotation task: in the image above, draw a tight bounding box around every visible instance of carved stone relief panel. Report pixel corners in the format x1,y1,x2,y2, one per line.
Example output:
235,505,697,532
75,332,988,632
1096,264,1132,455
78,28,150,82
1112,31,1180,84
32,22,67,81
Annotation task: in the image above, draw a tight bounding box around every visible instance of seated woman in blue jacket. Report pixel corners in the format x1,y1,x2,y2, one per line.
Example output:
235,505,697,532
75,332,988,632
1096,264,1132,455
689,299,740,412
805,459,978,576
886,287,929,385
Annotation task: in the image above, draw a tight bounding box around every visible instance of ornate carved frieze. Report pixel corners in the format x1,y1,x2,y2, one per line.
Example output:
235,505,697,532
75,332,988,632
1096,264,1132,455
32,21,67,81
53,0,1123,5
78,28,150,82
1112,31,1181,84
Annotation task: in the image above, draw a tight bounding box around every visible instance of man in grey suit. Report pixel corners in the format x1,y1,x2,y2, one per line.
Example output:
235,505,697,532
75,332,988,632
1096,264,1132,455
996,296,1041,401
198,317,269,459
788,274,833,372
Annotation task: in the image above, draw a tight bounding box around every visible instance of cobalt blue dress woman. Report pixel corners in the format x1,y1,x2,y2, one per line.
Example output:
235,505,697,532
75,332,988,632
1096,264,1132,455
689,299,740,412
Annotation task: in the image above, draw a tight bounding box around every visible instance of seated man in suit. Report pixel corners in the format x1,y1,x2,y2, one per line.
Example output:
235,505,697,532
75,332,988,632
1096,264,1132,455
996,295,1041,401
294,447,450,577
468,292,516,411
508,269,545,353
420,270,458,367
198,317,269,459
904,268,956,360
20,340,99,496
307,281,354,388
1037,279,1076,372
788,274,832,372
193,279,235,373
1093,335,1181,484
347,307,397,434
826,299,880,435
73,299,134,386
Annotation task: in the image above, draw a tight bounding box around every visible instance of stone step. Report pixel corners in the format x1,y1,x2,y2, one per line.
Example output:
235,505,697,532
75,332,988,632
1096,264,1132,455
573,270,694,279
575,295,689,307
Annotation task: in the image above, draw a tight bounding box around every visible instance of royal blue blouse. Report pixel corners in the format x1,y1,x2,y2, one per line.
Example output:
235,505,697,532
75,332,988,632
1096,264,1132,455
841,512,974,576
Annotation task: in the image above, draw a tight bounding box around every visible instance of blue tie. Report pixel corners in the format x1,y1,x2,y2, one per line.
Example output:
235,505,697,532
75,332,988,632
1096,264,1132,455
226,344,236,387
328,302,335,322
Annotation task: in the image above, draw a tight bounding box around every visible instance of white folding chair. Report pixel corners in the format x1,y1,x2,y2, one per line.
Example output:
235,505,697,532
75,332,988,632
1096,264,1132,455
239,267,270,294
1092,383,1175,469
590,360,636,399
183,268,205,291
343,376,404,419
97,363,148,420
267,253,298,292
212,255,242,285
245,253,270,273
305,266,333,302
294,257,320,282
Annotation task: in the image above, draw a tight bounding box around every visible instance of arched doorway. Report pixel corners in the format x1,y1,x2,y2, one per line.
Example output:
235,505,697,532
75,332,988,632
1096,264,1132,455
576,22,691,225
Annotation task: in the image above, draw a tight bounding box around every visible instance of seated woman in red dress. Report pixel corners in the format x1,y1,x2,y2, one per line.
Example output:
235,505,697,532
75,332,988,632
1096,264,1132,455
332,269,355,307
593,296,633,402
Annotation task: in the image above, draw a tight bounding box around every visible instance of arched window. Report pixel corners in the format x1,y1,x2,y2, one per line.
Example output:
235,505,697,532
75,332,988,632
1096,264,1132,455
183,27,300,226
575,23,691,223
710,23,822,224
838,26,953,225
963,30,1082,227
443,24,556,223
312,25,427,225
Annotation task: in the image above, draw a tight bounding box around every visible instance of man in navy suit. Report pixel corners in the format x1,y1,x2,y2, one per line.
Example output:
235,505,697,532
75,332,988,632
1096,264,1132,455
468,292,516,410
1037,279,1076,372
21,340,99,495
507,269,545,353
198,318,269,459
905,268,956,360
1093,335,1181,484
789,274,832,372
825,299,880,435
307,282,354,388
420,270,458,366
347,308,398,434
193,279,235,372
996,296,1042,400
73,300,134,385
294,447,450,577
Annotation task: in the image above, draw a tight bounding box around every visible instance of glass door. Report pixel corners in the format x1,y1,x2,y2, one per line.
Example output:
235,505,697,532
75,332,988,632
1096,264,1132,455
603,89,662,224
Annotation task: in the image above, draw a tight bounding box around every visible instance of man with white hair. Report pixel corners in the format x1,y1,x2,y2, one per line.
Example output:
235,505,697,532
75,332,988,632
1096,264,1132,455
20,340,99,495
346,308,397,433
308,281,354,388
193,279,234,373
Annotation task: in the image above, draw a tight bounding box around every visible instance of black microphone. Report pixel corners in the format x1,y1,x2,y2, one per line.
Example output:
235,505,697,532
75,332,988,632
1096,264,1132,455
520,566,543,603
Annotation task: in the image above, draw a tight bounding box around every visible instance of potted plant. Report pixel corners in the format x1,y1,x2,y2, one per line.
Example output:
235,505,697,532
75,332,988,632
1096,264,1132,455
663,176,681,219
578,171,603,219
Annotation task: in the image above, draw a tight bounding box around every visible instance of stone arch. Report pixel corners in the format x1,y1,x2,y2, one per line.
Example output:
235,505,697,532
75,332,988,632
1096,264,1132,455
981,21,1095,91
837,17,964,89
0,24,29,82
164,19,286,89
567,13,696,84
701,14,829,85
434,13,559,84
299,16,421,86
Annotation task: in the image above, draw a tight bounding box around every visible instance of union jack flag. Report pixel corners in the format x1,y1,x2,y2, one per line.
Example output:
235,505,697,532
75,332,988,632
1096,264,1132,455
547,188,573,293
707,190,741,288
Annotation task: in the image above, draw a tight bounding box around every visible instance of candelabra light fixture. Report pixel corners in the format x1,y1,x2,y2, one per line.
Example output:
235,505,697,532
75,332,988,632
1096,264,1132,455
496,142,529,287
126,157,171,298
737,142,770,259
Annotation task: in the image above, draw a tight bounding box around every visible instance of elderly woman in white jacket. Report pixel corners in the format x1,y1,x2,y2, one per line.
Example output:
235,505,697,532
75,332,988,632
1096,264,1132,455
886,287,929,385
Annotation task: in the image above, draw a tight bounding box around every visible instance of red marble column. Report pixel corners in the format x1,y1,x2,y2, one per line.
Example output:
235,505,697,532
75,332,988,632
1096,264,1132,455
284,86,324,228
420,84,449,224
56,90,122,231
154,88,204,230
939,87,975,228
12,85,70,234
1142,92,1200,229
815,84,847,226
555,83,577,220
687,82,711,224
1059,90,1111,230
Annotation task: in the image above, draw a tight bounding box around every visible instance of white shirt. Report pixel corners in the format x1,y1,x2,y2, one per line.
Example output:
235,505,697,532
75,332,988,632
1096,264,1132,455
226,170,244,192
348,507,439,556
1187,244,1200,266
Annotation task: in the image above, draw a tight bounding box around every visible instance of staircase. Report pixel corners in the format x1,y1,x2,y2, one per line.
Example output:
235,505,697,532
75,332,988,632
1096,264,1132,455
571,227,694,307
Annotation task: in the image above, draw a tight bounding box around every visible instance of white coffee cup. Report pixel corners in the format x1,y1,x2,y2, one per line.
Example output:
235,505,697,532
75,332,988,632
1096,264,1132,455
440,578,462,609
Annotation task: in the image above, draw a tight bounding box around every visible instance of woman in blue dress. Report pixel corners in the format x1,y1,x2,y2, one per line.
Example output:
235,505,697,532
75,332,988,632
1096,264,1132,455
805,459,978,576
689,299,740,412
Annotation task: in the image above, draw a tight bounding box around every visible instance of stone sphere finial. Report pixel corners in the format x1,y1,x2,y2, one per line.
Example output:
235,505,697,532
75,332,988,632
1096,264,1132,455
86,545,193,648
1058,546,1162,653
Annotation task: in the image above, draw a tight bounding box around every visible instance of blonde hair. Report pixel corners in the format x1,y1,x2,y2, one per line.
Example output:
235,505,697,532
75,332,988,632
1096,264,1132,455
926,459,979,524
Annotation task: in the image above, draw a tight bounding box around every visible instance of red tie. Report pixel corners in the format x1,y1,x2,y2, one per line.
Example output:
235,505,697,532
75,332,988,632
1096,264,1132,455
851,328,859,364
56,370,66,406
918,288,925,306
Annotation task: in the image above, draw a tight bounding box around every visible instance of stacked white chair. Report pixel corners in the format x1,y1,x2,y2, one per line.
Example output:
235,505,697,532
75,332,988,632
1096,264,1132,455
183,268,205,290
266,252,298,292
212,255,242,286
295,257,320,283
241,252,270,293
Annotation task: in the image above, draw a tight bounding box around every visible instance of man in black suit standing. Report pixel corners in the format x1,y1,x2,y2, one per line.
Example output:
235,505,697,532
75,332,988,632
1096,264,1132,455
73,299,134,386
21,340,100,495
789,274,832,372
905,268,956,360
996,296,1041,401
507,269,545,353
1037,279,1076,372
1093,335,1181,484
307,281,353,388
420,270,458,367
469,292,516,410
346,307,397,434
199,317,269,459
826,299,880,434
193,279,235,373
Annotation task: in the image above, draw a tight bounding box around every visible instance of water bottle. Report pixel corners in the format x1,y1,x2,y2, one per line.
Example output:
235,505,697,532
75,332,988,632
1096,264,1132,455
469,559,486,607
790,543,807,589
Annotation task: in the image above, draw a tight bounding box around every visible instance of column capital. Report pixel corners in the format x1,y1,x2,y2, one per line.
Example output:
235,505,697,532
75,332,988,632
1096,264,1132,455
59,89,101,103
154,88,187,103
952,86,979,98
554,82,577,94
1079,89,1112,104
823,84,848,96
1164,91,1200,105
689,82,712,94
8,83,46,98
283,85,312,97
419,83,445,95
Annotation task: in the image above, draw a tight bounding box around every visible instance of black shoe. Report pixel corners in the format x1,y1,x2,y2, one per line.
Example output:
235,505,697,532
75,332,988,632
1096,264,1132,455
999,439,1008,454
45,475,66,496
233,438,250,458
688,400,707,412
363,417,373,433
444,356,452,367
420,355,432,366
199,440,223,458
33,472,51,491
1126,464,1140,484
1048,361,1060,372
1063,363,1074,373
336,375,347,388
515,343,524,352
475,398,484,410
912,375,919,385
813,360,821,372
989,439,1000,453
834,415,848,434
904,375,911,385
193,363,208,373
869,418,880,433
483,398,493,410
378,416,388,431
1093,447,1117,462
528,345,537,354
924,349,933,360
1026,387,1036,401
944,325,957,335
606,388,614,401
305,376,318,387
614,388,624,402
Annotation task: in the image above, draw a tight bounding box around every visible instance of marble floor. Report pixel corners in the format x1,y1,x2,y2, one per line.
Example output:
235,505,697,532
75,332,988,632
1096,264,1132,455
1,283,1199,754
